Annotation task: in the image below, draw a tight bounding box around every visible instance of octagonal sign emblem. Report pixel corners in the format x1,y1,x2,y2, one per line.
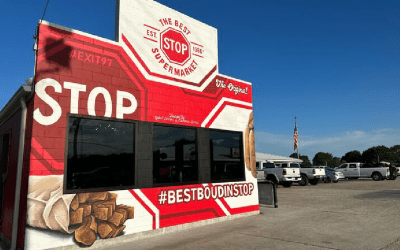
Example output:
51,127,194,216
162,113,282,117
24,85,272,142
160,28,191,66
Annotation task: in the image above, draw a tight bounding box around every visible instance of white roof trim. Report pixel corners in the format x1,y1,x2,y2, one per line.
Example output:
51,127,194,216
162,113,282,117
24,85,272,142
256,152,303,163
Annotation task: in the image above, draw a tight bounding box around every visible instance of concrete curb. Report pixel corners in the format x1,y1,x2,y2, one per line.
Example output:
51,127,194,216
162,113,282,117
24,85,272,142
43,210,260,250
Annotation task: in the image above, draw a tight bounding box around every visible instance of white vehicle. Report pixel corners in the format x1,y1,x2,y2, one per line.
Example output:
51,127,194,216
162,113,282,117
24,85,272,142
336,162,390,181
320,166,345,183
298,166,326,186
256,161,301,188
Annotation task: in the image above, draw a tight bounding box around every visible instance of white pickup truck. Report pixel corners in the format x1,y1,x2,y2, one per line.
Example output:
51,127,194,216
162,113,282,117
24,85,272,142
335,162,390,181
256,161,301,188
297,166,326,186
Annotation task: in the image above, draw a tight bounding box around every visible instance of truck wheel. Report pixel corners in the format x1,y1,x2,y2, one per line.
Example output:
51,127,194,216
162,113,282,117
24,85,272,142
333,180,338,183
281,182,293,188
372,172,382,181
309,179,319,185
299,175,309,186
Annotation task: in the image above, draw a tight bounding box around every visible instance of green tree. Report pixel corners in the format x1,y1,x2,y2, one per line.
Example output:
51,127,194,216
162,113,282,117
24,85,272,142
332,157,341,168
312,152,335,167
361,148,378,163
361,146,391,163
389,145,400,163
289,153,312,167
361,145,399,164
375,145,390,161
341,150,362,163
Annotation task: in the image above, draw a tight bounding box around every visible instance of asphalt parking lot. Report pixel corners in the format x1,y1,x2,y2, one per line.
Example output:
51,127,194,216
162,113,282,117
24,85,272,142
99,179,400,250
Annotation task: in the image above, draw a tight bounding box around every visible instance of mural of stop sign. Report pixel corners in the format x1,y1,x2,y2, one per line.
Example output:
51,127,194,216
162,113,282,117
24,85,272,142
160,28,191,66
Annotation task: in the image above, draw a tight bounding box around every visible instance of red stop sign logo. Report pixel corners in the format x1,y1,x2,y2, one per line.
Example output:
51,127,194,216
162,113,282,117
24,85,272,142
160,28,191,65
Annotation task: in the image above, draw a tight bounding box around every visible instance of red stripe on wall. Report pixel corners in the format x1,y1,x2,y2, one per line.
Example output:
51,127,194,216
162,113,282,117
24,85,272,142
160,208,220,220
129,190,157,229
205,102,253,128
144,37,158,43
144,24,160,31
30,137,63,175
181,86,224,100
218,198,259,214
159,208,221,228
191,42,203,47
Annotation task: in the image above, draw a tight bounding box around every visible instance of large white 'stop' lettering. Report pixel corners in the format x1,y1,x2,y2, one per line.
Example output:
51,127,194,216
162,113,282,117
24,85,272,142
33,79,138,126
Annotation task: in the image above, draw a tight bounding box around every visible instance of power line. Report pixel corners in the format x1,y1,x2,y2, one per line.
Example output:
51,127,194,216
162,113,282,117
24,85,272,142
40,0,51,22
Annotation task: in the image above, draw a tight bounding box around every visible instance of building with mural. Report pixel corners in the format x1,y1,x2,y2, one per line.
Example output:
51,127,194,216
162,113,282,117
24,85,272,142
0,0,258,249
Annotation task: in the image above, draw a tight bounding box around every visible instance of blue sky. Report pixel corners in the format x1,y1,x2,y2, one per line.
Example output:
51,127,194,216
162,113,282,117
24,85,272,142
1,0,399,160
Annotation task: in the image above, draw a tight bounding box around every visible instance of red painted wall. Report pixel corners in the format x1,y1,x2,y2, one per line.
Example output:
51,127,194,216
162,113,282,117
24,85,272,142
17,99,34,250
31,23,253,176
0,109,22,241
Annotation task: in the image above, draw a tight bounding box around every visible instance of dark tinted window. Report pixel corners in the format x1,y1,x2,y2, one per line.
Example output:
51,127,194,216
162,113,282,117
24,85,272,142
153,125,197,185
281,163,288,168
349,164,357,168
66,117,135,191
362,163,374,168
0,134,10,172
210,130,244,182
290,163,300,168
256,162,260,169
264,163,276,168
373,163,386,168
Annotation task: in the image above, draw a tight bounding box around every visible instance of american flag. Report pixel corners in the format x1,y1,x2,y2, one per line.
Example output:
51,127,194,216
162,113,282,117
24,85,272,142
294,123,298,150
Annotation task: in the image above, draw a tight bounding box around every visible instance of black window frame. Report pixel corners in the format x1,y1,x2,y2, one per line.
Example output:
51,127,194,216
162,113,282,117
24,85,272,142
152,123,199,187
63,115,137,194
208,128,245,184
64,115,248,191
